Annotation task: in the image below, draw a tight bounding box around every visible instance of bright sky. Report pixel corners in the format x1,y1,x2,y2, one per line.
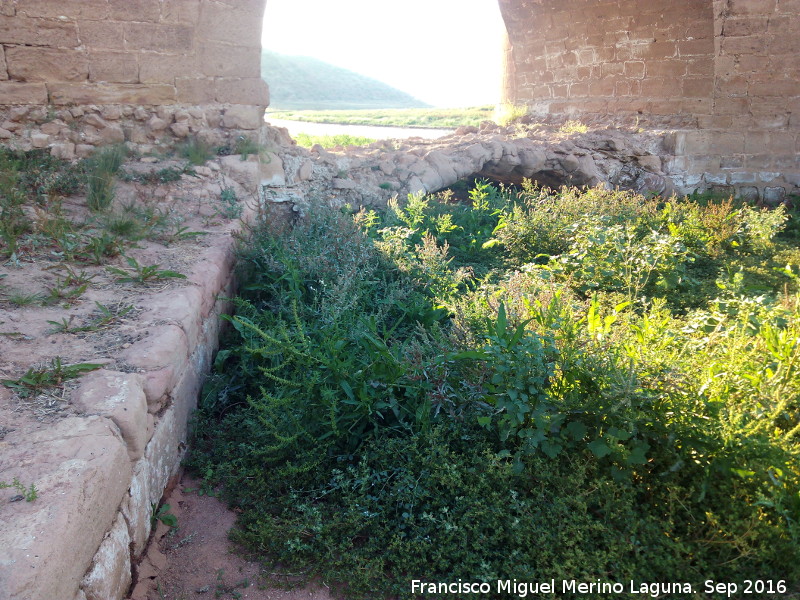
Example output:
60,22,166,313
261,0,507,107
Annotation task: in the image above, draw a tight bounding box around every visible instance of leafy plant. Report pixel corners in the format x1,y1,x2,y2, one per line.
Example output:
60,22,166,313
107,255,186,284
151,503,178,528
1,358,102,397
0,477,38,502
216,187,242,219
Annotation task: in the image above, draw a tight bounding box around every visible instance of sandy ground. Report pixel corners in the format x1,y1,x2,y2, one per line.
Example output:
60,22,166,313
131,473,337,600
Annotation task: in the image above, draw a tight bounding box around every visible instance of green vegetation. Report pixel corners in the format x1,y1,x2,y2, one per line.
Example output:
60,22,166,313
178,136,215,166
1,357,102,398
192,181,800,598
293,133,376,149
268,106,495,129
106,255,186,284
85,144,126,211
262,50,428,110
494,103,528,126
0,477,38,502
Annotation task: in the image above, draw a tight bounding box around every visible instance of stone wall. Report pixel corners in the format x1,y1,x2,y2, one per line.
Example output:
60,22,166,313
499,0,715,126
0,0,269,153
499,0,800,199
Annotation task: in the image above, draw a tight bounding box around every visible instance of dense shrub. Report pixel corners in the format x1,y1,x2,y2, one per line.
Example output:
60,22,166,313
191,183,800,598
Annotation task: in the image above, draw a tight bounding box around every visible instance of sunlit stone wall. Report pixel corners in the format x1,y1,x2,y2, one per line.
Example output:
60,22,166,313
499,0,800,199
0,0,269,154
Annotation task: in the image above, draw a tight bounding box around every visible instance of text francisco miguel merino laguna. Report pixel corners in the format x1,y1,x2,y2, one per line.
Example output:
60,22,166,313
411,579,697,597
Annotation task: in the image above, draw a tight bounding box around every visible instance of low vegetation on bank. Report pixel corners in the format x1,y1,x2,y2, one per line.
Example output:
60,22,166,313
267,106,496,129
192,181,800,598
293,133,377,149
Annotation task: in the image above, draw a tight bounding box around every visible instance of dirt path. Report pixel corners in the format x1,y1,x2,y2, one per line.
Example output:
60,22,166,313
130,473,336,600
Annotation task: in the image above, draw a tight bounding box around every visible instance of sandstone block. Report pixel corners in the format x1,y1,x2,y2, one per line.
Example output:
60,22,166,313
49,83,176,105
109,0,161,21
175,77,216,103
221,105,264,130
763,186,786,205
17,0,110,19
0,417,132,600
144,407,185,508
220,153,261,192
50,142,76,159
139,53,198,84
73,370,149,461
122,324,189,376
0,45,6,80
215,77,269,106
737,186,760,201
102,105,123,120
297,159,314,181
147,115,169,132
124,22,194,52
142,367,176,407
170,121,190,137
89,51,139,83
78,20,125,50
81,512,132,600
141,287,205,349
0,81,48,104
0,15,79,46
161,0,202,23
31,132,50,148
198,3,262,46
200,44,260,78
260,151,286,187
122,460,153,557
100,124,125,144
76,144,96,157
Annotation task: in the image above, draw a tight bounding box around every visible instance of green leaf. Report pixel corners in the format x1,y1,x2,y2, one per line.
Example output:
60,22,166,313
607,426,632,441
565,421,587,440
626,441,650,465
588,439,612,458
495,302,508,336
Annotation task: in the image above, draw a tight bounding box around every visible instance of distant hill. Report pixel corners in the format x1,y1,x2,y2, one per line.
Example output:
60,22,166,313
261,50,430,110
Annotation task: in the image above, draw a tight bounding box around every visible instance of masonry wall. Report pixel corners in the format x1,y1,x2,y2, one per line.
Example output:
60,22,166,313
500,0,800,199
0,0,269,155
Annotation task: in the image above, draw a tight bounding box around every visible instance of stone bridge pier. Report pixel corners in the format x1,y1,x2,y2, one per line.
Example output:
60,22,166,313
0,2,797,600
498,0,799,201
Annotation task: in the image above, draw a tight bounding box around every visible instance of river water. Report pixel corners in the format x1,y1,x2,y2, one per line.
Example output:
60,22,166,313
264,116,454,141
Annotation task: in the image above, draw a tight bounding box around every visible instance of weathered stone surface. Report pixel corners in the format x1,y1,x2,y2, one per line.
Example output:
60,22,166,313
88,51,138,83
260,151,286,187
5,46,88,82
81,512,131,600
220,153,261,192
121,324,189,377
0,14,79,46
121,459,152,558
49,83,177,106
0,81,48,104
221,105,264,130
0,417,132,600
72,370,149,461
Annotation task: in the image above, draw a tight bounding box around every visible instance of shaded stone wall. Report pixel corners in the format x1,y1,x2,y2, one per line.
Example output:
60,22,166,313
499,0,715,126
500,0,800,199
0,0,268,154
